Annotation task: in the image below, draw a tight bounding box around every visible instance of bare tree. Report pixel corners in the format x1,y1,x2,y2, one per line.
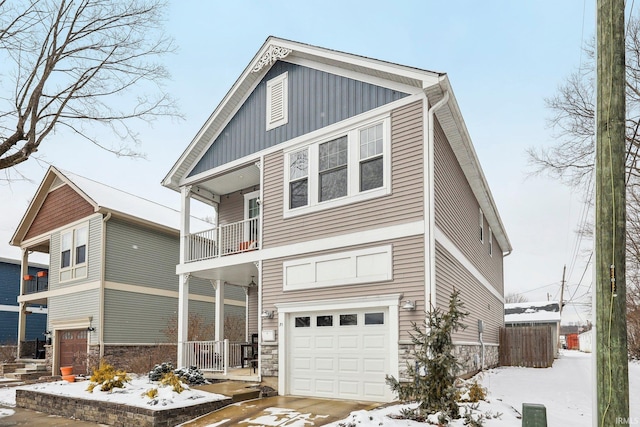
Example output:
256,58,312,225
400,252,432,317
504,292,529,304
0,0,178,171
529,15,640,356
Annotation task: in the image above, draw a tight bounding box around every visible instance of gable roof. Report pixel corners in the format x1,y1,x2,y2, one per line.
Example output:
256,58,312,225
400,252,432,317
162,36,512,254
11,166,207,246
504,301,562,324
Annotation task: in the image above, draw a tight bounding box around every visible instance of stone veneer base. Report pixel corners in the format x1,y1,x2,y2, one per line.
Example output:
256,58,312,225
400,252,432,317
16,389,233,427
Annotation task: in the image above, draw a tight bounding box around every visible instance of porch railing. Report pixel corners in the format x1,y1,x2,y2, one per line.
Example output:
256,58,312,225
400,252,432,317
186,217,259,263
182,340,247,373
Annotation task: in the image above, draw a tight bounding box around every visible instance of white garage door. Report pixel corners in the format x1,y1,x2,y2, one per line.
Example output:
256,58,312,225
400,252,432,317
288,307,392,402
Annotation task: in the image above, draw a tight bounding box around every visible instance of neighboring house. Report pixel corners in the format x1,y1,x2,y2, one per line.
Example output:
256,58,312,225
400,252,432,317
10,166,246,375
0,258,48,348
162,37,512,402
505,301,562,354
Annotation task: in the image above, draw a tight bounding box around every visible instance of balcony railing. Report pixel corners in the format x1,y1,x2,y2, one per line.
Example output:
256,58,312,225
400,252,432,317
186,217,259,263
23,276,48,294
182,340,247,373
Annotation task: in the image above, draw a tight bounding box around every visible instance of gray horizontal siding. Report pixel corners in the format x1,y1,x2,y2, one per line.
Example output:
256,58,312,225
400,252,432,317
47,289,100,325
262,100,424,247
433,119,504,294
190,61,409,176
262,236,424,341
103,289,245,343
105,219,180,292
435,243,503,344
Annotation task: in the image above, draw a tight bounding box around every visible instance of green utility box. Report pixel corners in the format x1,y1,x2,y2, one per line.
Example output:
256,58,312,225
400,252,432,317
522,403,547,427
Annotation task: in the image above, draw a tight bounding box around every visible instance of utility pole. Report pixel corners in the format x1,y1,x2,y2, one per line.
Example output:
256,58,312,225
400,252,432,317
558,265,566,353
596,0,629,425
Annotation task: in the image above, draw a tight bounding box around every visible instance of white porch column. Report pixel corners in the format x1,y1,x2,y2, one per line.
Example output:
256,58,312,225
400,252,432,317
16,248,28,359
180,186,192,264
214,280,224,341
177,273,190,368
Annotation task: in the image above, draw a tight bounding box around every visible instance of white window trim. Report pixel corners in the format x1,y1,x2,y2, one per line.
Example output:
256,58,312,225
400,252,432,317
283,114,391,218
266,72,288,130
489,226,493,256
479,208,484,243
59,223,89,283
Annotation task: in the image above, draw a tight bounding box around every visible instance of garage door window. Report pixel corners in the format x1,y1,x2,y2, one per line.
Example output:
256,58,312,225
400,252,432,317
295,317,310,327
317,315,333,327
365,312,384,325
339,314,357,326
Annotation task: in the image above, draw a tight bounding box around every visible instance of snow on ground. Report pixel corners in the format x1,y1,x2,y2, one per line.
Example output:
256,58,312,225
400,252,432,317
325,350,640,426
0,375,228,411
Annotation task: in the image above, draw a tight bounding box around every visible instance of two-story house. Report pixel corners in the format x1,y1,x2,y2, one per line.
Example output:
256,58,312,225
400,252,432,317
163,37,512,402
10,166,246,376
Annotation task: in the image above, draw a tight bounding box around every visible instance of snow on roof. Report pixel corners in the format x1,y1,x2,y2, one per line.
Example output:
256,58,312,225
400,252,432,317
57,169,210,233
504,301,561,324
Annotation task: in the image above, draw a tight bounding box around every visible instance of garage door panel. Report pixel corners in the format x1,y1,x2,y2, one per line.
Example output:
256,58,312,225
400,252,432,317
363,334,386,349
288,308,392,402
315,357,334,371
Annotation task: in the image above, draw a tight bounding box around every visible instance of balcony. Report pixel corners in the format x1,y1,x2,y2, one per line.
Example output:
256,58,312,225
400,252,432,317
186,217,260,263
23,273,48,294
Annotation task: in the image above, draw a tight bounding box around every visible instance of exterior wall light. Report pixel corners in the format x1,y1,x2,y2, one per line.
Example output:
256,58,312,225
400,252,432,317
261,310,274,319
402,300,416,311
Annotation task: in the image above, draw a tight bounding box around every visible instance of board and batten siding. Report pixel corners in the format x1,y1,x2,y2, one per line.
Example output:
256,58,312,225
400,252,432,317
189,61,409,176
48,215,102,291
433,119,504,294
435,243,503,344
261,236,424,341
261,100,424,247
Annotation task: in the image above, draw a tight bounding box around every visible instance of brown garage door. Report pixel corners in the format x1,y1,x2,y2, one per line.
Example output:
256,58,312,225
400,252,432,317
59,329,87,374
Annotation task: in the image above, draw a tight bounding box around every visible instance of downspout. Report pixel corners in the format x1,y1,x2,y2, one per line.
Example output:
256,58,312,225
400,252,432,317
425,88,450,314
99,212,111,359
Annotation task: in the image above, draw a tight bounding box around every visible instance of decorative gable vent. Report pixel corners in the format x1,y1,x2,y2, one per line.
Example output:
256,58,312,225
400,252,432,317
266,72,288,130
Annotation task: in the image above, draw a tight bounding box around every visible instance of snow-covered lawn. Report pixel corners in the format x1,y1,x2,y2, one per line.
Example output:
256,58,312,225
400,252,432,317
0,351,637,426
0,375,227,411
326,350,640,426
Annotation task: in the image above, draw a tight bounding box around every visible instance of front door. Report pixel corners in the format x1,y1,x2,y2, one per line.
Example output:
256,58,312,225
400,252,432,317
58,329,88,374
244,190,260,244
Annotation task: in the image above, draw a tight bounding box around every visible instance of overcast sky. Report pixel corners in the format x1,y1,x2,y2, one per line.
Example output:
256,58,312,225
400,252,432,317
1,1,601,323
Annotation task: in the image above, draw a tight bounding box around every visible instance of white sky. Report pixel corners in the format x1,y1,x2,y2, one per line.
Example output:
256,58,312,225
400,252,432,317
1,1,602,323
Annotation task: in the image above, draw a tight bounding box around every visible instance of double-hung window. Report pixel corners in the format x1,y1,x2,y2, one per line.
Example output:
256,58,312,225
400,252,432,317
284,115,390,217
60,224,88,282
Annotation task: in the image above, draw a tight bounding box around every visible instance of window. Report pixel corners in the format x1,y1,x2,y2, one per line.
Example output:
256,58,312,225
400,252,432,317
59,224,88,282
479,208,484,243
295,317,310,327
359,123,384,191
266,72,288,130
365,312,384,325
289,149,308,208
489,227,493,256
284,116,390,217
316,315,333,327
340,314,358,326
319,136,348,201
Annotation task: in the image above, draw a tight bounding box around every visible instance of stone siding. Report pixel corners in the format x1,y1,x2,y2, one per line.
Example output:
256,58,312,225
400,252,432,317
16,389,232,427
260,343,278,376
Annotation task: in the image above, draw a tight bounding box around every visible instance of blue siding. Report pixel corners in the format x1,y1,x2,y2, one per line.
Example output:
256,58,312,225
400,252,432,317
189,61,409,176
0,260,48,343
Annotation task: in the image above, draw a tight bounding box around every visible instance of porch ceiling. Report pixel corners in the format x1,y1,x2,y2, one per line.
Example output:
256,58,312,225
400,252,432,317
190,261,258,287
195,163,260,197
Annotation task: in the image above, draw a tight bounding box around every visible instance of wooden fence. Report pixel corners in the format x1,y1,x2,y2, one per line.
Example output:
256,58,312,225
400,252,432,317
499,325,554,368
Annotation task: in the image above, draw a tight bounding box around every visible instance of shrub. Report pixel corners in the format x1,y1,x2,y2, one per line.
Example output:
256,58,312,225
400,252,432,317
174,366,208,385
143,388,158,399
148,362,175,381
160,372,184,393
386,289,469,420
86,360,131,393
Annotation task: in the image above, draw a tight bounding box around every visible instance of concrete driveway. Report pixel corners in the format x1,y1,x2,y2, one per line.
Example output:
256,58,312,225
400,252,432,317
181,395,382,427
